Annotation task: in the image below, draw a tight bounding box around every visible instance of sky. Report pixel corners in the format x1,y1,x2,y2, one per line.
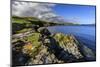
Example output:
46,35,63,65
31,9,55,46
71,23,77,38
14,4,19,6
52,4,96,24
12,1,96,24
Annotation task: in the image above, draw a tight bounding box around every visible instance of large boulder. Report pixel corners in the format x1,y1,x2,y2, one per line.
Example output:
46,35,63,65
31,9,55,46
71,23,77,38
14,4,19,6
38,27,51,36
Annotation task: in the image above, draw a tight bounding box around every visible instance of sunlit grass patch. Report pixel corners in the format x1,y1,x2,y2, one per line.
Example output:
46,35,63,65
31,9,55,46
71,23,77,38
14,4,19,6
22,33,42,57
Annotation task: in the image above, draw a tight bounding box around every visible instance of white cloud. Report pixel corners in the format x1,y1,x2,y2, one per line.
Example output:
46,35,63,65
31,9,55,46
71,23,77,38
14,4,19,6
11,1,67,23
12,1,56,17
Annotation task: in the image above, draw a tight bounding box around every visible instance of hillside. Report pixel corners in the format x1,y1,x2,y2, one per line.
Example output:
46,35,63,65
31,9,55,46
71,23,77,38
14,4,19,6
12,16,76,26
12,16,76,34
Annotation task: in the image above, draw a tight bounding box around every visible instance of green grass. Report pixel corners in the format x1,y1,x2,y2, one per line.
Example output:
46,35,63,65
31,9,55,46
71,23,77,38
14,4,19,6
24,32,41,48
16,28,32,33
22,32,42,57
12,16,60,27
12,17,31,24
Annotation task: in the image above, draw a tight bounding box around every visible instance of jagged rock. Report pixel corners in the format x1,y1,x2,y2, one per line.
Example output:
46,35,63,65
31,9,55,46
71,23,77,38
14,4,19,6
44,38,51,44
53,33,83,59
38,27,51,36
12,29,95,65
12,40,31,66
33,25,40,32
12,40,25,52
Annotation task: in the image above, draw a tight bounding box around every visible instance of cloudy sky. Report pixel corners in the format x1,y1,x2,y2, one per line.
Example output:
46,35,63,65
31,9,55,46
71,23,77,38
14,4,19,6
12,1,96,24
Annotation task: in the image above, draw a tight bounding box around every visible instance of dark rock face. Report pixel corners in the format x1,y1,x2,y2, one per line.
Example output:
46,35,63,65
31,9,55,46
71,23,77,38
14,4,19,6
12,40,31,66
38,27,51,36
33,25,40,32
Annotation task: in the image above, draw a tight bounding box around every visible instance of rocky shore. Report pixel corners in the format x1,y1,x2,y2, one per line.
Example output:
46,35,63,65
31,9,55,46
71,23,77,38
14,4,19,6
12,27,96,66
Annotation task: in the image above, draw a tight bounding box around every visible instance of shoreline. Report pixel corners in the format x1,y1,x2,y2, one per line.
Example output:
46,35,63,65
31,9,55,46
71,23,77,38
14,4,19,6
12,27,96,66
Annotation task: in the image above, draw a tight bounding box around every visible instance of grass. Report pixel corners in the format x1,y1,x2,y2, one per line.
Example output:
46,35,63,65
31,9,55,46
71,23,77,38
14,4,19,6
23,33,42,57
12,16,64,28
12,17,31,24
16,28,32,33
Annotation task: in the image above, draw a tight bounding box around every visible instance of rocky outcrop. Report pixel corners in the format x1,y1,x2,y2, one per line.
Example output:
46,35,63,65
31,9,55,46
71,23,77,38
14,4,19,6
53,33,95,61
27,45,63,65
53,33,83,59
12,28,96,66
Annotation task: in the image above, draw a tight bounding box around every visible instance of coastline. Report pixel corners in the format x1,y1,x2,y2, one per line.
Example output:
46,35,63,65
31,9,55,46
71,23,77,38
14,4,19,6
12,27,96,66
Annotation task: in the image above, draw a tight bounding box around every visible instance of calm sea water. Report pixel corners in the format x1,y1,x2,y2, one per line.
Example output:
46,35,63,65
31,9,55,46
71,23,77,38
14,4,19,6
47,25,96,51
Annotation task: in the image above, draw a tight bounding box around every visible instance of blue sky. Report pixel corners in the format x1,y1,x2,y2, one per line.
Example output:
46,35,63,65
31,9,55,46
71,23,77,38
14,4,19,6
52,4,96,24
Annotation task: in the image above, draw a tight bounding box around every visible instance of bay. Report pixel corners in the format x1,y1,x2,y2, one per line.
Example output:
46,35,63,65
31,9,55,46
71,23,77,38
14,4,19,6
47,25,96,51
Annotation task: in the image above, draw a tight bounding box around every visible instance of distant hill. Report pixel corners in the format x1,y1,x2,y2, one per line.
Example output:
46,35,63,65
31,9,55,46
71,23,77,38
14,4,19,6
12,16,77,27
77,24,96,26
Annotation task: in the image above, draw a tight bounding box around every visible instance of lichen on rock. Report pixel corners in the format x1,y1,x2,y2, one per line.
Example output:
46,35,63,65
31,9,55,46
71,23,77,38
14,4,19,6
53,33,83,59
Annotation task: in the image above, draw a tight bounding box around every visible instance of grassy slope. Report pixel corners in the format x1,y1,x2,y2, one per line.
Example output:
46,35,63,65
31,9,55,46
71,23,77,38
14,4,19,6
12,16,76,26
